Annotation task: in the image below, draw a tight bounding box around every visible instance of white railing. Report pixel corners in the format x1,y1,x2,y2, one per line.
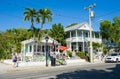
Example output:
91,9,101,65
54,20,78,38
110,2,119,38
66,37,102,43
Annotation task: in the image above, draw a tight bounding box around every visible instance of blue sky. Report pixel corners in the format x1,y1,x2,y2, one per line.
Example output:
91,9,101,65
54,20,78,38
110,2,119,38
1,0,120,31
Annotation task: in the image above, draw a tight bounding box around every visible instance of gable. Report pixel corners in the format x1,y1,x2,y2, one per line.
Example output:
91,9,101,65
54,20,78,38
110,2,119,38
41,36,58,44
78,23,92,30
64,22,93,32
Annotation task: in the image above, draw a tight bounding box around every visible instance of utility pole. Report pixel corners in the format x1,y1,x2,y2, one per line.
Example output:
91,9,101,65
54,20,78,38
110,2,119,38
85,3,96,63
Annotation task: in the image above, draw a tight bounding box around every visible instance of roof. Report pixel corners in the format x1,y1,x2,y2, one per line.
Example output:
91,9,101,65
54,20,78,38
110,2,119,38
64,22,93,32
21,35,58,44
21,38,36,44
41,35,58,44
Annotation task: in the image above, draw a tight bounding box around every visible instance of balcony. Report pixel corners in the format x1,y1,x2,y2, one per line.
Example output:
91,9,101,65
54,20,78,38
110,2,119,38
66,37,102,43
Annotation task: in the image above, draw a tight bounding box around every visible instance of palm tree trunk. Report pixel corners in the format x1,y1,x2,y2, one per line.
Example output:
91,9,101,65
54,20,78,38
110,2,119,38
37,23,44,43
31,21,36,38
41,23,44,30
31,21,34,29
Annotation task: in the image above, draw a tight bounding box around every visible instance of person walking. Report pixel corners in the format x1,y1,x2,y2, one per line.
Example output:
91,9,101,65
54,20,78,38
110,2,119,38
12,53,17,67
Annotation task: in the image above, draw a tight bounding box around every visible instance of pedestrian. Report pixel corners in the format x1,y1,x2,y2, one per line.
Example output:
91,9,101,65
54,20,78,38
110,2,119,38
12,53,17,67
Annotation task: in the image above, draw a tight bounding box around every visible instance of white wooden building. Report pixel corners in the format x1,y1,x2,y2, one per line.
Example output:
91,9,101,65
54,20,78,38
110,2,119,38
65,22,102,52
21,35,58,58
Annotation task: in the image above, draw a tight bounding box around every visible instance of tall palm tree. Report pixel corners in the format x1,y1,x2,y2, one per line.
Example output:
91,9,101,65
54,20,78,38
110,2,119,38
24,8,36,30
36,8,52,30
36,8,52,42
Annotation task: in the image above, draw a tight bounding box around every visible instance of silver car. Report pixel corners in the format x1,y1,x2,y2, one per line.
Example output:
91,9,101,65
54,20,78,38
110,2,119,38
105,53,120,63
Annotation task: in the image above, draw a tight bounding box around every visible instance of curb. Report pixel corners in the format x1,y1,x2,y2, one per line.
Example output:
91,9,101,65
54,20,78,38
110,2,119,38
3,61,105,73
5,66,52,73
5,62,90,73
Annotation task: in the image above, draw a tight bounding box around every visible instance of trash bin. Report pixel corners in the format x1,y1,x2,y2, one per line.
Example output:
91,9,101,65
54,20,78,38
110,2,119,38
51,56,56,66
51,56,53,66
53,58,56,66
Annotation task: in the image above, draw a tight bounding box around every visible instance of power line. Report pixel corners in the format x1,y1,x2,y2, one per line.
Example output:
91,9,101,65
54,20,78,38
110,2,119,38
2,0,86,21
2,0,120,25
96,9,120,19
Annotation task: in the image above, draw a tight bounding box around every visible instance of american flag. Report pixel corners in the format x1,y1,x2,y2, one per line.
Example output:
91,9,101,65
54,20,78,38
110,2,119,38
52,40,54,48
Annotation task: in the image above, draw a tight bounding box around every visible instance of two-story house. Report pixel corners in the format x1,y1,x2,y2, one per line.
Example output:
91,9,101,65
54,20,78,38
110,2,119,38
65,22,102,53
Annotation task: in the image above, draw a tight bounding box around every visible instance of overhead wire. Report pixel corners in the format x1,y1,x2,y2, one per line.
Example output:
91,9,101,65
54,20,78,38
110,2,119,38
1,0,120,26
2,0,86,21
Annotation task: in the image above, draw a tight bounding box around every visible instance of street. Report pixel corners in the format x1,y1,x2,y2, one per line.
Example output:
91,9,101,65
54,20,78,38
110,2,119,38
0,63,120,79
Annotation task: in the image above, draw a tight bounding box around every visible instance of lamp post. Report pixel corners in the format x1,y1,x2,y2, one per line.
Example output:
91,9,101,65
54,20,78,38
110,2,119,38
45,35,49,67
85,3,96,63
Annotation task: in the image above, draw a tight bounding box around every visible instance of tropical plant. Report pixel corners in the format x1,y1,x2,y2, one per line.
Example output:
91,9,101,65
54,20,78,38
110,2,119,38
103,47,108,55
111,17,120,46
92,42,102,51
100,20,112,40
35,8,52,42
76,52,89,61
24,8,37,29
100,17,120,49
37,8,52,30
67,51,72,57
49,23,66,45
0,32,12,59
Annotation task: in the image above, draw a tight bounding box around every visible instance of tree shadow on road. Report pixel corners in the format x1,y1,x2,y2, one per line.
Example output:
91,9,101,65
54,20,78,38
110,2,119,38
50,64,120,79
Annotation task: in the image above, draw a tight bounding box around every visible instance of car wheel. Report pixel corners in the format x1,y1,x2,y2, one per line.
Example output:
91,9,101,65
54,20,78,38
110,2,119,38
105,61,108,63
116,58,118,63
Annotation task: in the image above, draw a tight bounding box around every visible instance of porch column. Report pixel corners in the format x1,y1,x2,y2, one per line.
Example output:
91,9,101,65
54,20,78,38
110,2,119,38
41,44,42,52
23,44,26,55
82,30,83,40
23,43,26,61
82,42,85,52
28,45,30,53
76,30,78,52
88,31,89,38
32,44,34,54
32,44,34,60
82,31,85,52
70,31,72,51
36,43,37,53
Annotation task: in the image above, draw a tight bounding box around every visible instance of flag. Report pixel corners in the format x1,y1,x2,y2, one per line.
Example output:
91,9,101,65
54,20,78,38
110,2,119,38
52,40,54,48
52,40,55,51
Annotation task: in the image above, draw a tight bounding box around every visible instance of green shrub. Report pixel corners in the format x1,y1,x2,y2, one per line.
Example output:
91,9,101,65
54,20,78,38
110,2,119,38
103,48,108,55
76,52,89,62
76,52,85,58
67,51,72,57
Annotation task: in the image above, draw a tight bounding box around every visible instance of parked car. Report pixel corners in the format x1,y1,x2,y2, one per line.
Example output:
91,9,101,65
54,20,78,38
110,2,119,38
105,53,120,63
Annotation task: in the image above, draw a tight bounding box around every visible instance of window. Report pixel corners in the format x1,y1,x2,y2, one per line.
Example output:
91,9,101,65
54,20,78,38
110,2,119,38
30,45,32,52
85,32,88,37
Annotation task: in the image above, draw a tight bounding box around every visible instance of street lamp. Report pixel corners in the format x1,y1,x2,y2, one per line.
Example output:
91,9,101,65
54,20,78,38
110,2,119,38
45,35,49,67
85,3,96,63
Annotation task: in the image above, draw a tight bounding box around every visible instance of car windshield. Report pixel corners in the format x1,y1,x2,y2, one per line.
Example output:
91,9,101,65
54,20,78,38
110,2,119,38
110,53,118,56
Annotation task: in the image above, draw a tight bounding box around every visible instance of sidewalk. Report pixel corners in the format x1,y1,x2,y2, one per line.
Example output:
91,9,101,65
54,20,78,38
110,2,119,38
0,59,104,74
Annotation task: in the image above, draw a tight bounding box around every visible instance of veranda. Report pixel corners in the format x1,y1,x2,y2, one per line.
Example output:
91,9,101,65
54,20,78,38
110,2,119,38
20,35,59,62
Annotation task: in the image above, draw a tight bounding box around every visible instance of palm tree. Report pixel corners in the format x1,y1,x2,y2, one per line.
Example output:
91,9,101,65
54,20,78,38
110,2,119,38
24,8,36,30
35,8,52,42
36,8,52,30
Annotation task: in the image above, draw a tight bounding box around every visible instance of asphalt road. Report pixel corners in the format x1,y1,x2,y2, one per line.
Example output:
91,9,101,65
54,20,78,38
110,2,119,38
0,63,120,79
